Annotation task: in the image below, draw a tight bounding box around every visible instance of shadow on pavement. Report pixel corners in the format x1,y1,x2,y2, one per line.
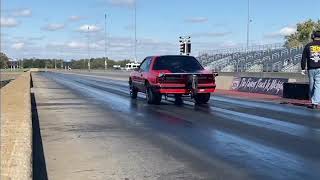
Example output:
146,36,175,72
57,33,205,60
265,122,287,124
31,92,48,180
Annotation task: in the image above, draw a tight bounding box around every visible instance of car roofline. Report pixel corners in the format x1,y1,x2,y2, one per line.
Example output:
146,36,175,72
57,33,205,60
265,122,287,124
147,55,195,59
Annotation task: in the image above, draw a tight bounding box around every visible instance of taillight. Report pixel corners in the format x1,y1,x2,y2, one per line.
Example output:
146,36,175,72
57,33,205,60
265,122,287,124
159,73,165,78
157,73,165,83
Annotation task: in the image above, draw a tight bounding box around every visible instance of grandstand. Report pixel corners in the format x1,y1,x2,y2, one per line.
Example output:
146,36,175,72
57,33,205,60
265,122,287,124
198,44,303,73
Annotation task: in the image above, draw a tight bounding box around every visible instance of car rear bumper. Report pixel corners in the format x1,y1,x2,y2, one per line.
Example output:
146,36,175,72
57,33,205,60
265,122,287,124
152,84,216,94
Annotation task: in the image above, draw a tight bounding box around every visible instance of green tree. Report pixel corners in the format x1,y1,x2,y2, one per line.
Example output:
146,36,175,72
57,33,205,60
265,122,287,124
118,59,131,67
0,52,9,69
285,19,320,48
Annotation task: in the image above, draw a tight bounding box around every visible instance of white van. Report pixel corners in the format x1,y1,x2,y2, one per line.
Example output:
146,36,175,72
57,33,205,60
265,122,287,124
113,65,121,70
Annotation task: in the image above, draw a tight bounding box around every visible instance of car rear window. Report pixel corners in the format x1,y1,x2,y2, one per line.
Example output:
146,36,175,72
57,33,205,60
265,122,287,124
153,56,204,73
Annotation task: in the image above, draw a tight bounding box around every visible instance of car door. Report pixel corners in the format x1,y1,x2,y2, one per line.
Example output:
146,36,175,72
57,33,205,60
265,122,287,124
134,58,148,90
140,57,152,91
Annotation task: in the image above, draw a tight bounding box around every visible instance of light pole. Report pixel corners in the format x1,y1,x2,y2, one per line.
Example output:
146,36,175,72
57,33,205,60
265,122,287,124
32,57,35,68
60,47,63,69
104,13,108,70
246,0,251,51
87,26,91,71
134,0,137,63
45,60,48,71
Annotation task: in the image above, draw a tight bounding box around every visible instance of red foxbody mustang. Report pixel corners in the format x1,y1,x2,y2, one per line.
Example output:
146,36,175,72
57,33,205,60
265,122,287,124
129,55,217,104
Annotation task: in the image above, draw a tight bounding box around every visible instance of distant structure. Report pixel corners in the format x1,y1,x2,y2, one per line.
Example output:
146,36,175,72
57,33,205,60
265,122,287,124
8,58,21,71
198,43,303,73
125,62,140,71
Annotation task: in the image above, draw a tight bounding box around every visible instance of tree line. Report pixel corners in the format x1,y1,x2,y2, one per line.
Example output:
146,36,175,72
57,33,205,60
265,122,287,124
0,55,133,69
0,52,10,69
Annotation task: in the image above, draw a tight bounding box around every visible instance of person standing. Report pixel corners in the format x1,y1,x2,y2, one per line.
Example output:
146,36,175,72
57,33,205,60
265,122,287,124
301,31,320,109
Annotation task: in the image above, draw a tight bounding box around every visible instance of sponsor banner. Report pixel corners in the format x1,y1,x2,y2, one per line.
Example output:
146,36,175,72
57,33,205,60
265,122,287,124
231,77,288,96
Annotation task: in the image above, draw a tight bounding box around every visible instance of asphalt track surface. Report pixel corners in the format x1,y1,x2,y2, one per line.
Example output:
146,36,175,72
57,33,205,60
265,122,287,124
33,72,320,180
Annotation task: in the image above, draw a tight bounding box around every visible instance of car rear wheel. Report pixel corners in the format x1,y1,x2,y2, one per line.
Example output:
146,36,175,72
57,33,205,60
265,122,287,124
194,93,211,104
174,94,183,105
146,86,162,104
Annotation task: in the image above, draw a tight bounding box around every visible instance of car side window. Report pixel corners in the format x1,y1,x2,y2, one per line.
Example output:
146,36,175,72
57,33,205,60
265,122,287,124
140,58,152,72
144,58,152,72
139,59,147,71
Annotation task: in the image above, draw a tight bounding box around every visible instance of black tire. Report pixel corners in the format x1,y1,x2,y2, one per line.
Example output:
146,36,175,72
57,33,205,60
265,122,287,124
146,85,162,104
174,94,183,105
194,93,211,104
129,80,138,99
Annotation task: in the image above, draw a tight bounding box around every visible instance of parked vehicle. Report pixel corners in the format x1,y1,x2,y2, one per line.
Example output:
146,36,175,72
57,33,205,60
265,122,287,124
113,65,121,70
129,55,217,104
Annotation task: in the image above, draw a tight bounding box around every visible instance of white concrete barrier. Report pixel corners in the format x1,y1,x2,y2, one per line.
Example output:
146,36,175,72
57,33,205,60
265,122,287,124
1,72,32,180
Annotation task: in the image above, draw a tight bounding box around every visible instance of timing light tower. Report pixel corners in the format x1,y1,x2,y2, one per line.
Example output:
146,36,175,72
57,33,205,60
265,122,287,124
179,36,191,56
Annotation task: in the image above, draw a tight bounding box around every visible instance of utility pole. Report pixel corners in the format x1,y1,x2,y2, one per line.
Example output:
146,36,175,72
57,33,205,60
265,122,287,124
60,47,63,69
104,13,108,70
45,60,48,72
246,0,251,51
134,0,137,63
87,26,91,71
32,57,35,68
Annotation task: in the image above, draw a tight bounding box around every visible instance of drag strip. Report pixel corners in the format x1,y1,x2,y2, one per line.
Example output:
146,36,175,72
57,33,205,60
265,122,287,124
54,71,320,127
36,72,320,180
53,72,320,140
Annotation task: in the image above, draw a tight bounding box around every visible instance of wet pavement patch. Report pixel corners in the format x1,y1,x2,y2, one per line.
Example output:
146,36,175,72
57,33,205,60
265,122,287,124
36,102,88,106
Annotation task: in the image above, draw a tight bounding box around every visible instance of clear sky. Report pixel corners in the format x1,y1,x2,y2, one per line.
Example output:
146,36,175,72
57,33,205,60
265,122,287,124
1,0,319,61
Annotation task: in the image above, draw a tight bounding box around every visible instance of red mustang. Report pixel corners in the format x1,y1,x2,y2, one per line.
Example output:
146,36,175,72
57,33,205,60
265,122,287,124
129,55,217,104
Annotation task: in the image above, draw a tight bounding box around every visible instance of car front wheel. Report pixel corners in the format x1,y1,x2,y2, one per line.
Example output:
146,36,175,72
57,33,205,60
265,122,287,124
129,80,138,99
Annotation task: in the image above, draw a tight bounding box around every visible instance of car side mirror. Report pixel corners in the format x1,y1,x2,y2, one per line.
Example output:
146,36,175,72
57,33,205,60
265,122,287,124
213,72,219,77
